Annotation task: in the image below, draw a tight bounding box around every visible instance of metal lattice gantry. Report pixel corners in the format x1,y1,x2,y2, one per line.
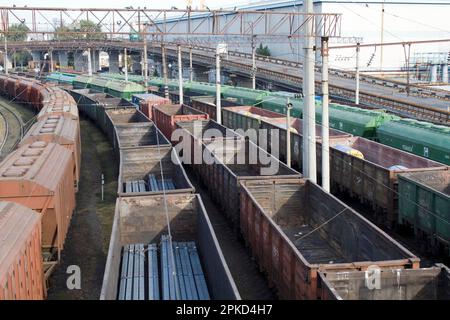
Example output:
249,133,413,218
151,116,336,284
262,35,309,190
0,6,342,39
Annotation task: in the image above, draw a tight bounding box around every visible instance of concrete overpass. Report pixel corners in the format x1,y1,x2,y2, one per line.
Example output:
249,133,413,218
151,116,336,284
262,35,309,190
6,39,450,124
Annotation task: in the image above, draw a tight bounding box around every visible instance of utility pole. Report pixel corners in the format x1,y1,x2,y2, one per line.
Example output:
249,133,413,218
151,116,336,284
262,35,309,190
286,98,292,168
50,49,53,73
216,43,227,125
302,0,317,183
124,48,128,82
321,37,330,192
189,46,193,82
216,49,222,124
251,27,257,90
380,0,385,71
355,42,360,105
143,39,148,84
162,42,169,99
4,34,8,75
87,48,92,76
178,45,184,105
403,43,411,96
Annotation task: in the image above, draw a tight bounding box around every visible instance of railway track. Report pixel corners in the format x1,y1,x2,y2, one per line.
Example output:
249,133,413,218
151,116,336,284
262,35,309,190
0,99,24,160
154,45,450,125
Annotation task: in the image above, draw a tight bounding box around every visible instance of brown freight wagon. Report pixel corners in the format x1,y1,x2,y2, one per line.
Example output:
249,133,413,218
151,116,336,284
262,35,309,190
239,178,420,300
37,88,79,121
16,79,34,103
0,202,45,300
138,94,170,120
5,77,19,98
19,114,81,191
190,96,239,121
178,122,302,230
153,104,209,143
118,147,195,197
317,136,448,227
318,264,450,300
0,142,76,268
100,194,240,300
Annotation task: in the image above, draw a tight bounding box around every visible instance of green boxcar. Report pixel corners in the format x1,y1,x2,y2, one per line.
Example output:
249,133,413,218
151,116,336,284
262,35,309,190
316,103,398,138
398,171,450,254
89,77,112,93
377,119,450,165
73,75,93,89
186,82,219,97
260,95,304,118
106,80,146,100
222,87,267,106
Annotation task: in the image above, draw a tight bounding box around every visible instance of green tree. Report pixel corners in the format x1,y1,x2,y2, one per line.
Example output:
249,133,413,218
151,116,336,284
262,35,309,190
54,20,106,41
152,68,159,77
1,24,29,42
12,51,32,67
256,43,271,57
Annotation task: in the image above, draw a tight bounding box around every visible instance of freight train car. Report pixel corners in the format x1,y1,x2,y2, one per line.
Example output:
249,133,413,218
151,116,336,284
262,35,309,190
0,142,76,267
19,114,81,191
377,118,450,165
318,264,450,300
118,147,194,197
0,202,45,300
138,94,171,120
100,194,240,300
176,121,302,230
152,104,209,142
318,136,448,228
398,171,450,255
239,178,420,300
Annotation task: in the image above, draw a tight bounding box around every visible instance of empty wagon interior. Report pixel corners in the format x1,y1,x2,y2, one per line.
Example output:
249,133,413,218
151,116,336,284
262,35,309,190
401,171,450,195
101,194,239,300
115,123,170,148
119,147,193,194
156,104,207,116
330,136,445,170
107,109,149,124
244,179,415,265
319,266,450,300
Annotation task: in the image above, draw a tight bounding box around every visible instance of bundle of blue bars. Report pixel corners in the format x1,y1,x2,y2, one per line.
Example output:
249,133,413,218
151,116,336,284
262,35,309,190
160,235,210,300
123,174,175,193
118,236,210,300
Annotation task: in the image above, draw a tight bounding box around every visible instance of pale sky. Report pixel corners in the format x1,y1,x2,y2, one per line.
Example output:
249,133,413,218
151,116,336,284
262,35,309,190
0,0,261,9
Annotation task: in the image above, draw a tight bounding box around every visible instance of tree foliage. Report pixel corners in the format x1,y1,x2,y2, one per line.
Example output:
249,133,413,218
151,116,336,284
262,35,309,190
1,24,29,42
256,43,271,57
55,20,106,40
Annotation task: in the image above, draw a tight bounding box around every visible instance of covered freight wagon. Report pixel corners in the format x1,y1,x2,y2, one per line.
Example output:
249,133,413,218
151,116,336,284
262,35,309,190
73,75,93,89
239,178,420,300
106,80,146,100
377,118,450,165
398,171,450,254
0,142,76,264
260,95,304,119
118,147,194,197
190,96,240,121
317,136,448,228
316,104,398,138
318,265,450,300
0,202,44,300
19,114,81,191
153,104,209,142
222,87,267,106
100,194,240,300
